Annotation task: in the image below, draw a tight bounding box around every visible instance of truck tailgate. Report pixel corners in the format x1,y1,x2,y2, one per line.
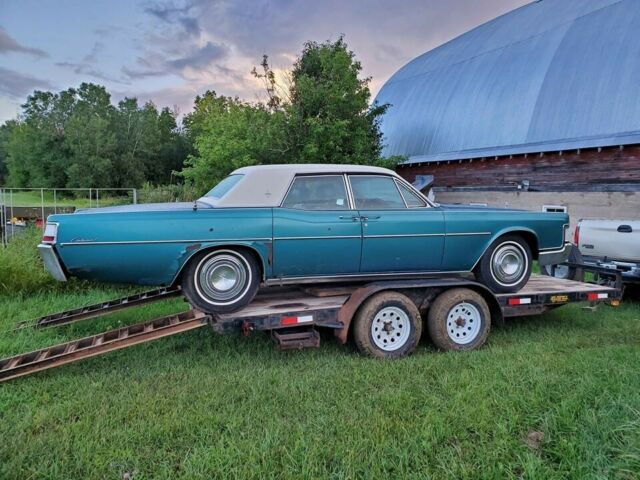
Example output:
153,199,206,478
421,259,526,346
579,219,640,262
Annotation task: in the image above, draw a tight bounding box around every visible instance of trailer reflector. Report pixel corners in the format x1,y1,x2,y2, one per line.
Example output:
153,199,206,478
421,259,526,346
508,297,532,306
587,292,608,301
281,315,313,325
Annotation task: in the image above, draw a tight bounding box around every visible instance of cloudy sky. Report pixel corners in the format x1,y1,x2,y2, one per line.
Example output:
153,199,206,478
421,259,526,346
0,0,528,122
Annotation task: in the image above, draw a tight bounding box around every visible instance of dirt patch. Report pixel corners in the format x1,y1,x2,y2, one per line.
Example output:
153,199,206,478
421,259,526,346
524,430,545,450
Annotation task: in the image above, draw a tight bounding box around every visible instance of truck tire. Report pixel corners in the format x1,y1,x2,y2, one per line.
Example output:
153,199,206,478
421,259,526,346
353,291,422,359
427,288,491,352
541,246,584,282
475,235,532,293
182,249,260,314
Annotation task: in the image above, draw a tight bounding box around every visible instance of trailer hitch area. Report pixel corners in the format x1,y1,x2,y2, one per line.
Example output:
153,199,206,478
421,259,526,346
241,320,255,337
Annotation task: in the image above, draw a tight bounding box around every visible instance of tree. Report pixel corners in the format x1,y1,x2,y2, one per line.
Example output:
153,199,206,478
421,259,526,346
286,37,390,166
1,82,189,189
182,91,286,191
182,37,397,193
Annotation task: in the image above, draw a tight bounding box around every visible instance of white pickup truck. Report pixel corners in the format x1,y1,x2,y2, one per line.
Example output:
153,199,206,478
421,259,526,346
575,219,640,283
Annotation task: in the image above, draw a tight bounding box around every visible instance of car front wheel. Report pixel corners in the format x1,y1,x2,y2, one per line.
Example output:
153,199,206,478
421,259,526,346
475,235,532,293
181,249,260,314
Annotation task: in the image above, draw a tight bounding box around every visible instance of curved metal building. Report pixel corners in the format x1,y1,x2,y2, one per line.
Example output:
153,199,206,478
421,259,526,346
376,0,640,163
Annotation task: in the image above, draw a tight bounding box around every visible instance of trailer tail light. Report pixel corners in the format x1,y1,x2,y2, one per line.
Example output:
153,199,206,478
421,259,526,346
587,292,608,301
508,297,532,306
281,315,313,326
42,223,58,244
573,224,580,246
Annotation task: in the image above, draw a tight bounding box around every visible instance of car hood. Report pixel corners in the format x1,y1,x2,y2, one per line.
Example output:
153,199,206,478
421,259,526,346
74,202,204,214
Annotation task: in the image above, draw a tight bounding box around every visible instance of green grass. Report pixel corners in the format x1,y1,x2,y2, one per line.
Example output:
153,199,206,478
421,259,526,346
0,283,639,479
1,190,132,208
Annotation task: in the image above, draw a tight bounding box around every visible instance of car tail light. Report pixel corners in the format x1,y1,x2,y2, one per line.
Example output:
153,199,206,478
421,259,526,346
573,224,580,246
42,223,58,244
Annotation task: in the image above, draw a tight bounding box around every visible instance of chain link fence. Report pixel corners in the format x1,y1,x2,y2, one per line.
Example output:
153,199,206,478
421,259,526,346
0,188,137,247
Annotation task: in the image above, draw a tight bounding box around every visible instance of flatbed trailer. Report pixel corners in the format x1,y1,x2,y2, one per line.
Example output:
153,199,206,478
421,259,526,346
0,265,623,383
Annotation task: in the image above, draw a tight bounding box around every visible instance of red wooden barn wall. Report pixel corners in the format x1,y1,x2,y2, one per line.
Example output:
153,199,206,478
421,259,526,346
396,145,640,191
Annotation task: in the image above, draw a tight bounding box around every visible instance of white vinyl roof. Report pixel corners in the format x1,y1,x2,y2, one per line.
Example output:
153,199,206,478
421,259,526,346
199,164,401,208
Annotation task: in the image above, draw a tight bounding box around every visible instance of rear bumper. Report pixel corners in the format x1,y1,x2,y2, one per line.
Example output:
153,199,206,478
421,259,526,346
538,242,573,266
38,244,68,281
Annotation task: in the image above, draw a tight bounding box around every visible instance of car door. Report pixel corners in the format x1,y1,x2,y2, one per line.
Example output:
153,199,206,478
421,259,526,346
272,174,362,277
349,175,445,273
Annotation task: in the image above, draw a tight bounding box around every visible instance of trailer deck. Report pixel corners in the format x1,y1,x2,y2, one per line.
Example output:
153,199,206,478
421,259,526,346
0,270,623,383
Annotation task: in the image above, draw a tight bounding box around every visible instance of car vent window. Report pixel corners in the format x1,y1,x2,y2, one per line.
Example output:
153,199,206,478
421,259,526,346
350,176,406,209
282,175,349,210
397,181,427,207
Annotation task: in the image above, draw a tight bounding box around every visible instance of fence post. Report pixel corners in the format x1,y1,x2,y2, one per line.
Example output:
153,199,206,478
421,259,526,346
132,189,138,204
53,189,57,214
40,188,45,229
96,188,100,208
0,188,4,247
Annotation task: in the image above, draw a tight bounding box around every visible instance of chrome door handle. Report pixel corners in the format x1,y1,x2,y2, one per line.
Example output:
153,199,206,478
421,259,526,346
360,215,381,221
339,215,360,222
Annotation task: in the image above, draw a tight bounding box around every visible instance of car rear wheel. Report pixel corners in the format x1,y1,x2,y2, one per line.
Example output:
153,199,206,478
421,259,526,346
353,291,422,359
475,235,532,293
182,249,260,314
427,288,491,351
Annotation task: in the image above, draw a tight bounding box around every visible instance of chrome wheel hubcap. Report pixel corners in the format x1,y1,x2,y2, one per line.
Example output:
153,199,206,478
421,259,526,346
371,306,411,351
446,302,481,344
196,253,249,305
491,242,527,286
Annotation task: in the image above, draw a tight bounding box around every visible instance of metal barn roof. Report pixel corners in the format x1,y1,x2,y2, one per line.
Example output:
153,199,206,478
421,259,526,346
375,0,640,164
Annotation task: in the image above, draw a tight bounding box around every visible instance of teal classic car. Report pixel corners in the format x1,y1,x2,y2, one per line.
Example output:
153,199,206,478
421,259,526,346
39,165,571,313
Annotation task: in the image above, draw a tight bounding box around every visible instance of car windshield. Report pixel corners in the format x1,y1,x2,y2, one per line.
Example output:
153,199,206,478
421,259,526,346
204,174,244,199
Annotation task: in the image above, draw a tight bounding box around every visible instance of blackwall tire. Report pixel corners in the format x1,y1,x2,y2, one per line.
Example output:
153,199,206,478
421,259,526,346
541,246,584,282
427,288,491,352
475,235,532,293
353,291,422,359
181,249,260,314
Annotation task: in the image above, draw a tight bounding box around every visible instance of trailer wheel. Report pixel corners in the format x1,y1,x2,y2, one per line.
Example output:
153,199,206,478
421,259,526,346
427,288,490,352
182,249,260,314
353,291,422,359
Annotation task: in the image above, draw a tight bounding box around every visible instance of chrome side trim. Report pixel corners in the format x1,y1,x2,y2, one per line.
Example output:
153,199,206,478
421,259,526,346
274,235,361,240
445,232,492,237
59,238,272,247
364,233,445,238
61,232,494,246
264,270,473,286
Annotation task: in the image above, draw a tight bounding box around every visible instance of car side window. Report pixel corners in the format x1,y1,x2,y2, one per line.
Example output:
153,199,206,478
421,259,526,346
349,175,406,209
281,175,349,210
396,181,427,208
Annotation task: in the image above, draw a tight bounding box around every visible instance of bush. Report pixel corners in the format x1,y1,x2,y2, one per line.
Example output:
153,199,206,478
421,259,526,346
137,182,201,204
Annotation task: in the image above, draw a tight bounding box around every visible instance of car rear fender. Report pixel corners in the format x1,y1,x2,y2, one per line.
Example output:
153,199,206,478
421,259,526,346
476,227,540,265
170,241,271,286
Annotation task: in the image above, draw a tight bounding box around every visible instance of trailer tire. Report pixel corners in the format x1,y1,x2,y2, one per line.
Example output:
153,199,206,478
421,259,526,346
427,288,490,352
353,291,422,359
182,248,260,314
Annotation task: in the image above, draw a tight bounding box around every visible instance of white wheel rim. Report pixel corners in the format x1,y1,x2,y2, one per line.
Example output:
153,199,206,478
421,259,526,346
490,241,528,286
446,302,482,345
551,264,570,278
371,306,411,352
